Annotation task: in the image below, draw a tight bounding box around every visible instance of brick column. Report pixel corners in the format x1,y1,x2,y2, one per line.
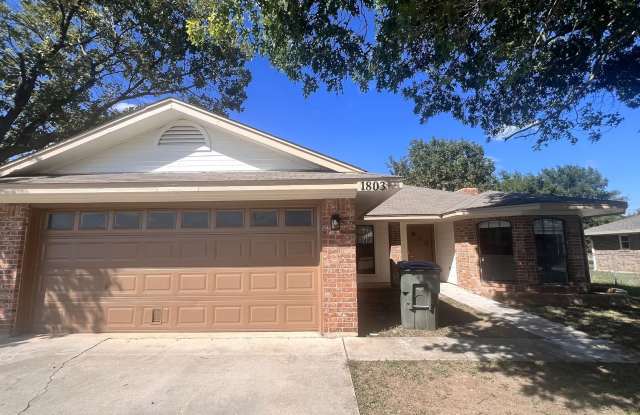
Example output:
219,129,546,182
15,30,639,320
320,199,357,334
453,219,483,293
0,204,30,333
564,215,589,291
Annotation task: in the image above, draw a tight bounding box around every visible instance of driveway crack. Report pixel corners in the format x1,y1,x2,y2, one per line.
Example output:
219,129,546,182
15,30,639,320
16,337,110,415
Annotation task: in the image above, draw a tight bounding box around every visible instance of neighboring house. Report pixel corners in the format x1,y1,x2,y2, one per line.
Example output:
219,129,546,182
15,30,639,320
585,215,640,274
0,99,626,335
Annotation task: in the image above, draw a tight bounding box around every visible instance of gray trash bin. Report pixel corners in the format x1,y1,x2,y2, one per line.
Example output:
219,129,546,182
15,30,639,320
397,261,441,330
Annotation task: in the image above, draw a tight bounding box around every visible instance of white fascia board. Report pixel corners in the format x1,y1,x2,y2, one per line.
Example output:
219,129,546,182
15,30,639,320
0,102,173,177
0,183,357,203
0,98,364,177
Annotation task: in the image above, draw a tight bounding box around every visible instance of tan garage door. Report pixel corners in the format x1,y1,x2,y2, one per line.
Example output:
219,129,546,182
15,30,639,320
33,206,320,332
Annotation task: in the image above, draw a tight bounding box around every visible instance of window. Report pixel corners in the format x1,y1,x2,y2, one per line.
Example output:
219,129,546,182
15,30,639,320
285,209,313,226
356,225,375,274
147,211,177,229
113,212,142,229
251,210,278,227
216,210,244,228
477,220,514,281
47,212,74,230
533,218,568,284
620,235,631,250
181,211,210,229
79,212,107,230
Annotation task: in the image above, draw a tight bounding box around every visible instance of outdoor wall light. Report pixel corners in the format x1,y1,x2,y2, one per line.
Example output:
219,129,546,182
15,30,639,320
330,214,341,231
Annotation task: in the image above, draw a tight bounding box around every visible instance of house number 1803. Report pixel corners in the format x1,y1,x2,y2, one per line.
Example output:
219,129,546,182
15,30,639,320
359,181,389,191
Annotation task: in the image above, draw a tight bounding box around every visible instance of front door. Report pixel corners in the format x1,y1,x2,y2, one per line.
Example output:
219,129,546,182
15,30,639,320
407,224,435,262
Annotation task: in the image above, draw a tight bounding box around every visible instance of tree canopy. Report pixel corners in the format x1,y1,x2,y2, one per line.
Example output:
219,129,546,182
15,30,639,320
189,0,640,147
0,0,250,163
496,166,621,201
388,138,496,191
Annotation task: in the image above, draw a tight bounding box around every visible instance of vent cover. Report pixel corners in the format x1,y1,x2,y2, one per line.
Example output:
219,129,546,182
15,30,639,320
158,123,208,146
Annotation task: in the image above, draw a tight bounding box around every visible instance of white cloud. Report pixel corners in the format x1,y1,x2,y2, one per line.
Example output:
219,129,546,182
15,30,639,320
111,102,137,112
492,121,539,141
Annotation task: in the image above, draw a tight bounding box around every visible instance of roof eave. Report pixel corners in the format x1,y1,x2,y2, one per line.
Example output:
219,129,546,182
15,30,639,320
0,98,366,177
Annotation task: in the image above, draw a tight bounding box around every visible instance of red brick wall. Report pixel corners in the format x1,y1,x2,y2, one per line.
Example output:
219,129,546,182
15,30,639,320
0,204,30,333
453,215,589,297
320,199,358,334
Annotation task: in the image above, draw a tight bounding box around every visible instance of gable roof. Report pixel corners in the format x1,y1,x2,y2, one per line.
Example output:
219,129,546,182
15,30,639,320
585,214,640,236
365,186,627,219
0,98,365,177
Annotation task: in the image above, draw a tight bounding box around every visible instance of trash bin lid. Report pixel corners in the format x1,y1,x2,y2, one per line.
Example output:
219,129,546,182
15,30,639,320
397,261,441,271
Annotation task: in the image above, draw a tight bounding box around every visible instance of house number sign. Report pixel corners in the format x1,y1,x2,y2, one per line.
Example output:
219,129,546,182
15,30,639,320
359,181,391,192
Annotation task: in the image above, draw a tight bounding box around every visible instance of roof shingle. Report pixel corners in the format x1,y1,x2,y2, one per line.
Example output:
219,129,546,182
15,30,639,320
585,214,640,235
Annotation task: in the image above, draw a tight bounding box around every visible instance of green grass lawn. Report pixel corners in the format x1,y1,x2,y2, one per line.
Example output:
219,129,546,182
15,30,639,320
591,271,640,298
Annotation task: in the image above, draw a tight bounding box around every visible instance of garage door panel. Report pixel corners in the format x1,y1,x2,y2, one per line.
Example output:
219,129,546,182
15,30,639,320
177,273,209,293
36,207,320,333
142,274,173,294
37,298,319,332
212,272,244,293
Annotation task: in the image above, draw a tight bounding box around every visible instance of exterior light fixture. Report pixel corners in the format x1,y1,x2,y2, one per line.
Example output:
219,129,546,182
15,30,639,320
330,214,341,231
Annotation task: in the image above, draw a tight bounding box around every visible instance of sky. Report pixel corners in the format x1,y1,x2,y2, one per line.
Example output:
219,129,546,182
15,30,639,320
223,58,640,212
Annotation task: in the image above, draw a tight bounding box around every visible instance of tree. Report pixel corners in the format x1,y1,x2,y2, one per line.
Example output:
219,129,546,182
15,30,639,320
0,0,250,163
389,138,496,191
189,0,639,147
496,165,624,227
497,166,621,200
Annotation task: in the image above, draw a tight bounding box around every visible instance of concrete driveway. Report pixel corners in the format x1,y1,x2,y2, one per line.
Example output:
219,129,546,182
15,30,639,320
0,334,359,415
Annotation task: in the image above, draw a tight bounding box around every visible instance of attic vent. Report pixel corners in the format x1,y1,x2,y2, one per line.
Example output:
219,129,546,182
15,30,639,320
158,123,208,146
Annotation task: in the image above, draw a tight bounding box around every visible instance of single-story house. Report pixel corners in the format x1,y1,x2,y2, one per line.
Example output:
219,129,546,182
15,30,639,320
0,99,626,335
585,214,640,274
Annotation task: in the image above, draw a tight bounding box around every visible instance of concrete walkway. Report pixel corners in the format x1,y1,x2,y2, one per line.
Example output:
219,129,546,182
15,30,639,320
440,283,639,362
0,334,359,415
345,285,639,363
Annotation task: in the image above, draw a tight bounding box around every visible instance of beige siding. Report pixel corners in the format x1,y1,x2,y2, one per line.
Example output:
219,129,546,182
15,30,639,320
51,123,323,174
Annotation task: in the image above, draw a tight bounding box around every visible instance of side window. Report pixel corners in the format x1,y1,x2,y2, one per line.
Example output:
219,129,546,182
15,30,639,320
216,210,244,228
181,211,210,229
477,220,515,281
533,218,568,284
79,212,107,230
47,212,75,230
285,209,313,226
356,225,376,274
113,212,142,229
147,211,177,229
251,210,278,227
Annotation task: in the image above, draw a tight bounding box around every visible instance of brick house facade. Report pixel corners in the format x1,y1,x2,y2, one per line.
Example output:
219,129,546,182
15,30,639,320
320,199,358,334
0,204,30,332
454,215,589,297
590,234,640,273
